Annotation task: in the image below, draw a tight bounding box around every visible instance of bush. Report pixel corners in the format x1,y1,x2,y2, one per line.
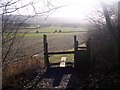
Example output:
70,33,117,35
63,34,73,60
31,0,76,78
59,30,61,32
54,30,57,33
36,30,39,33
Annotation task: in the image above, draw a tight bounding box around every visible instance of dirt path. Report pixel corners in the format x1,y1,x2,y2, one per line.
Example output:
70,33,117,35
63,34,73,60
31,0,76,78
24,66,78,89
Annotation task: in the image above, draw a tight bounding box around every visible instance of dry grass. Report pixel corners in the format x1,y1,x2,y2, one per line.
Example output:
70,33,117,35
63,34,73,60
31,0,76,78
2,54,44,84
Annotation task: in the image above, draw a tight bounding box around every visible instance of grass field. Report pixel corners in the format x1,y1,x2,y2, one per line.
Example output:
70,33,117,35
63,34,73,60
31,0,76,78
3,26,88,64
27,26,85,33
10,26,88,62
3,26,88,68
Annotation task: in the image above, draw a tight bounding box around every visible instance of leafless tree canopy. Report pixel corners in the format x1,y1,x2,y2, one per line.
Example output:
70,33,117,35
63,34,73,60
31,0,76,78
1,0,62,69
86,1,119,70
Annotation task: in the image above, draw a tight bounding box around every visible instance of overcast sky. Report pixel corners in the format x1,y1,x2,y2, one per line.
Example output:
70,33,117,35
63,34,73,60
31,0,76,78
51,0,99,19
52,0,119,19
1,0,119,20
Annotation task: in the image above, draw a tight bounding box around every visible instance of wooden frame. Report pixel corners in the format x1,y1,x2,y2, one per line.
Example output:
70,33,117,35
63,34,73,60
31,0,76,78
43,35,91,69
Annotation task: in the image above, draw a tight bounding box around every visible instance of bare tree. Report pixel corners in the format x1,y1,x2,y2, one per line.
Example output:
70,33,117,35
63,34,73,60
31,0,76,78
1,0,62,69
101,1,118,63
86,1,118,71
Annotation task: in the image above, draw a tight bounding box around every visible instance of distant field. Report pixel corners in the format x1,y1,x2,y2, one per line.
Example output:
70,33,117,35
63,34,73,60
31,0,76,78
23,32,80,37
3,26,88,80
14,26,86,38
28,26,85,33
6,26,88,63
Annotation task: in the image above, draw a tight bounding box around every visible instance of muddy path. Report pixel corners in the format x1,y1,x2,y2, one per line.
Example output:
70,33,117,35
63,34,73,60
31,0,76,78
24,66,78,89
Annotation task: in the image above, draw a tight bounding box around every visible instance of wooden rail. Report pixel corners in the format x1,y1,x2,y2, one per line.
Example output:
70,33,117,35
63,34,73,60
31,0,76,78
48,51,74,55
78,47,86,49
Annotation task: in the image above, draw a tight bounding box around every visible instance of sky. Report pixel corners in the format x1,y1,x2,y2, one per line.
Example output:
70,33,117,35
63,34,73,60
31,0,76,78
51,0,119,19
50,0,100,19
1,0,119,20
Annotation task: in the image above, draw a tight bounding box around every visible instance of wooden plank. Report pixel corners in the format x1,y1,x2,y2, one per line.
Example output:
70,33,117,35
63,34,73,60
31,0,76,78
78,47,86,50
60,62,65,67
50,62,73,66
48,51,74,55
60,57,67,67
77,47,86,48
61,57,67,62
50,63,60,66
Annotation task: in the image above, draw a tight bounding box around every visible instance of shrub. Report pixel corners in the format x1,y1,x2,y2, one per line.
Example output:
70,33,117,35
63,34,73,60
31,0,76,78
59,30,61,32
54,30,57,33
36,30,39,33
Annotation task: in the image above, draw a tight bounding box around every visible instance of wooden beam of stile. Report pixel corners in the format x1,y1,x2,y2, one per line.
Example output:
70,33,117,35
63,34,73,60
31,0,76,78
74,35,78,69
60,57,67,67
48,51,74,55
43,34,49,67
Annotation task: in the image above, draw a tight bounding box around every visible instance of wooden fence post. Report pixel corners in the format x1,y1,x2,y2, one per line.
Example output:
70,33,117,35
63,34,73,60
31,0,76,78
74,36,76,63
43,35,49,67
74,35,78,70
86,38,91,71
87,38,91,61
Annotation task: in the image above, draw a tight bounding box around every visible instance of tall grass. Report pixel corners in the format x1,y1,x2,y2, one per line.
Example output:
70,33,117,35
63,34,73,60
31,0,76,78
3,51,44,86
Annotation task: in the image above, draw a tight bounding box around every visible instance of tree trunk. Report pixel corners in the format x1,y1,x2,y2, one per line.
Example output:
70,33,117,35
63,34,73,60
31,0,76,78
118,1,120,66
101,2,118,63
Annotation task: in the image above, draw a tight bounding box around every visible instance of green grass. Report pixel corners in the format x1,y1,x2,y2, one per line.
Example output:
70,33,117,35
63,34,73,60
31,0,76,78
24,33,43,37
29,26,83,33
4,26,86,38
49,54,74,63
20,31,81,37
49,49,74,63
3,32,77,38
